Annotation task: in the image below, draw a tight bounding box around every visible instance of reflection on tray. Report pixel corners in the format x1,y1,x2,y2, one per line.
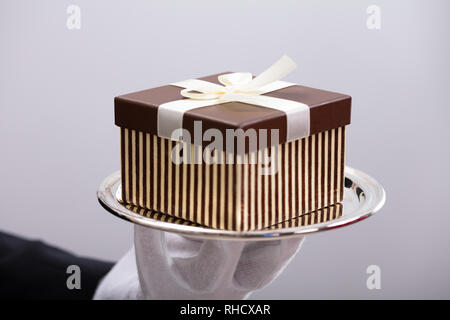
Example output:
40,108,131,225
266,203,343,229
123,202,343,230
123,204,200,226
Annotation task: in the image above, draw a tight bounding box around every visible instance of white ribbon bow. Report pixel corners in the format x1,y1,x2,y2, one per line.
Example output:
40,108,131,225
158,55,310,142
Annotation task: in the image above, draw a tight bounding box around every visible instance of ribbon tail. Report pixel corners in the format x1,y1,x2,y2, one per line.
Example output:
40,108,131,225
239,55,297,91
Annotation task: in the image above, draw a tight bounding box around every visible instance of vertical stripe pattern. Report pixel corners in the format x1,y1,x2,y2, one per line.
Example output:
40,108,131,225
121,127,345,231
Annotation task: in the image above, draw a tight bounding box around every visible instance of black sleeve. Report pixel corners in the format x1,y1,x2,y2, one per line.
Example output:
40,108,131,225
0,231,114,300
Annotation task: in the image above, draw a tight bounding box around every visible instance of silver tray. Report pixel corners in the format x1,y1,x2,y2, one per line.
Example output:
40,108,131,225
97,167,385,241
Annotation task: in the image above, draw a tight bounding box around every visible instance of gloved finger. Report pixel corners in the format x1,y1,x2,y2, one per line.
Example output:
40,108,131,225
232,236,305,291
164,233,204,259
169,238,245,293
134,225,179,298
134,226,246,297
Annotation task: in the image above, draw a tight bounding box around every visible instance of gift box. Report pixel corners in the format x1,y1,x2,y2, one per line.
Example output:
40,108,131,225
115,56,351,231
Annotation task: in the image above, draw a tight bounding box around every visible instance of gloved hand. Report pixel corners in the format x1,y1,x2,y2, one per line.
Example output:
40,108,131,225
94,225,304,300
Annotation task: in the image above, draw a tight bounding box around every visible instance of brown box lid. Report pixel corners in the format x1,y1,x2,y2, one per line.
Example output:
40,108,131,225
115,72,351,145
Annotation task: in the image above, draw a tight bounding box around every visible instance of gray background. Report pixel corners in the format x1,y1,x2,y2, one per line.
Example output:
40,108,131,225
1,0,449,299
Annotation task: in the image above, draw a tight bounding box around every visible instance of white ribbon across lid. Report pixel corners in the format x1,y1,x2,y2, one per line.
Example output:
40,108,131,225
157,55,310,142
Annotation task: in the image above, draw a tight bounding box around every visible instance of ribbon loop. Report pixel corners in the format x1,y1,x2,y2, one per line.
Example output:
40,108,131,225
218,72,253,88
179,55,297,100
161,55,310,142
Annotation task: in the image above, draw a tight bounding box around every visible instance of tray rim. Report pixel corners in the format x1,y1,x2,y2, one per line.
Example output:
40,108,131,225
97,166,385,241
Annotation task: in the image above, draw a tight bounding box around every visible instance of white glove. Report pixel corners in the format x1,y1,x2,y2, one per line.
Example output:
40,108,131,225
94,225,304,300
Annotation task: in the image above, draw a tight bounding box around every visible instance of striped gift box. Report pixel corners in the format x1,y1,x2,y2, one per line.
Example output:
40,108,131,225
120,127,345,231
